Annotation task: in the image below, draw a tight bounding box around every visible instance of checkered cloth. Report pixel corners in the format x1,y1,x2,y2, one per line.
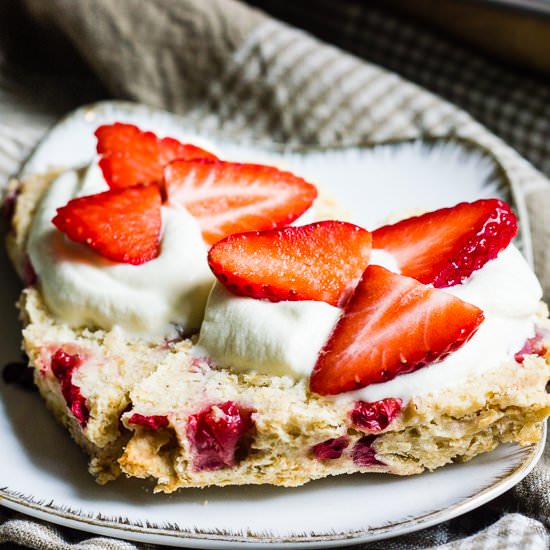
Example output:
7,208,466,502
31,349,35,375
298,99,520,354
248,0,550,179
0,0,549,548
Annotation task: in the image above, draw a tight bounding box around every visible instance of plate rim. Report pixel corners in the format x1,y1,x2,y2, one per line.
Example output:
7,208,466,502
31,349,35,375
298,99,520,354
1,99,544,547
18,101,516,194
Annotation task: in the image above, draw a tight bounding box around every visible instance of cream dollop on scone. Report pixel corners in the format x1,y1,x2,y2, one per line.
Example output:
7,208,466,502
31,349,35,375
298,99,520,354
198,248,397,377
197,220,373,375
199,242,542,401
199,282,342,378
28,164,214,338
27,123,318,338
199,200,544,401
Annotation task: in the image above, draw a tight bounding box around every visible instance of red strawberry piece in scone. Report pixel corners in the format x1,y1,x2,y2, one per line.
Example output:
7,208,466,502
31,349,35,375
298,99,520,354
187,401,255,471
372,199,518,287
207,221,372,306
352,436,382,467
350,398,402,433
310,266,484,395
50,349,89,426
514,327,550,363
128,414,170,430
164,159,318,244
52,183,162,265
95,122,216,189
311,436,350,460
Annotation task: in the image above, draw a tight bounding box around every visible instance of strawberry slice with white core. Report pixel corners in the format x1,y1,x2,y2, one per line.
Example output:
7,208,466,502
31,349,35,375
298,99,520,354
372,199,518,287
95,123,216,189
52,184,162,265
310,265,484,395
208,221,372,306
164,159,318,244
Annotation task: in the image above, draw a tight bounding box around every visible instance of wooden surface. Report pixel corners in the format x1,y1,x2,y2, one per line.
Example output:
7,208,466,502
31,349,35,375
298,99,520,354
387,0,550,77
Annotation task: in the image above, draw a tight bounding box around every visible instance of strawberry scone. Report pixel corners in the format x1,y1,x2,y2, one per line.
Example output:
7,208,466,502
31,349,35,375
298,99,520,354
6,123,550,491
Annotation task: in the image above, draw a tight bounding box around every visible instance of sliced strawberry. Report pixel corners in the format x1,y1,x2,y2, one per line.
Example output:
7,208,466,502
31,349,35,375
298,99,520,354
52,184,162,265
310,265,484,395
95,123,216,189
372,199,518,287
208,221,372,306
164,159,318,244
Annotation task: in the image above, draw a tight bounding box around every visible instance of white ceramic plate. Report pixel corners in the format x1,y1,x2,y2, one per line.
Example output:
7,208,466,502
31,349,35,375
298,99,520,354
0,101,545,548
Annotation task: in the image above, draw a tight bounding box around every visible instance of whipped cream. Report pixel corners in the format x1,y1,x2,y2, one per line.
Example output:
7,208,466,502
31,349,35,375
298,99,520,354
442,245,541,318
198,283,341,378
197,244,542,401
27,163,215,338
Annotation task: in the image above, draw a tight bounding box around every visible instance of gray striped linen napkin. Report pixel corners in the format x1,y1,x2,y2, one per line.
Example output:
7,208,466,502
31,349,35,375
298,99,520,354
0,1,549,548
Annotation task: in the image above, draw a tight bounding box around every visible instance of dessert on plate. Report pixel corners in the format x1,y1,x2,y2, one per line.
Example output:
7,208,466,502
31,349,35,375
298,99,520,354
5,122,550,491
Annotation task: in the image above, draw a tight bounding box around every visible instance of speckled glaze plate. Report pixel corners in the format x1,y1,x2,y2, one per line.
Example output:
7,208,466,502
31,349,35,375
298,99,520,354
0,101,545,548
